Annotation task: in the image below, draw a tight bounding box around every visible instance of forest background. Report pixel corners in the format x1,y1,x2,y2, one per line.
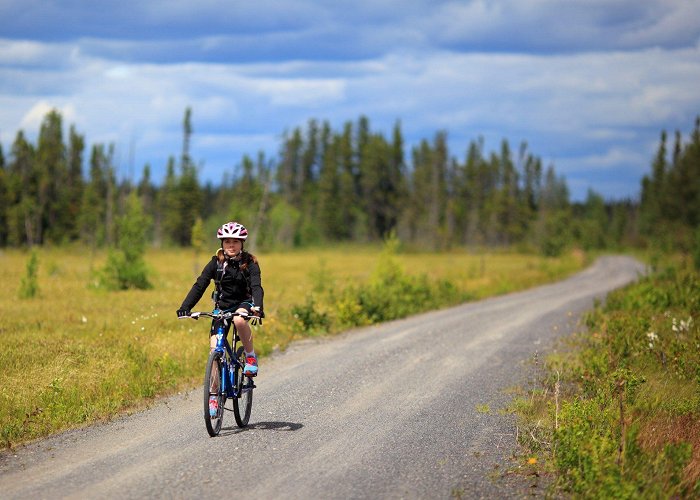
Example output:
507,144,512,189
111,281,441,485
2,108,697,256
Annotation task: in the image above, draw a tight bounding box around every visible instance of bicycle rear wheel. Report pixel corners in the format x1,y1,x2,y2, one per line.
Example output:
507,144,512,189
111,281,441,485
204,350,225,436
233,346,253,427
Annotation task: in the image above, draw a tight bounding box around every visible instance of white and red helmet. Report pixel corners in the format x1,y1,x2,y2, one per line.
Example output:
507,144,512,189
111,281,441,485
217,221,248,240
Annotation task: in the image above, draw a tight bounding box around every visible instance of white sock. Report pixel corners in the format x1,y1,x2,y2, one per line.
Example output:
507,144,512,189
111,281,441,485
245,350,256,358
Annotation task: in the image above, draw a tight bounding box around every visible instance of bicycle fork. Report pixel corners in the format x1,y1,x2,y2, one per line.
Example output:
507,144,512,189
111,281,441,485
214,323,236,399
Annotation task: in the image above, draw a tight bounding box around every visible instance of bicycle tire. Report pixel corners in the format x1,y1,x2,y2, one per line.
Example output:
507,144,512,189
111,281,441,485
233,346,253,427
204,350,225,436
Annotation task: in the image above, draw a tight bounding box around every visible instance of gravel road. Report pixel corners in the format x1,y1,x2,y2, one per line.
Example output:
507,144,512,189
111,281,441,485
0,256,646,499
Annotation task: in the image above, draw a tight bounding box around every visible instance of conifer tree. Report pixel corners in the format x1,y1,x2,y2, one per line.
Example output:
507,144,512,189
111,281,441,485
176,160,201,246
66,125,85,241
519,142,541,221
494,139,522,245
158,156,179,245
408,132,448,247
79,144,111,247
640,130,667,236
299,125,321,243
666,124,700,228
535,166,571,256
7,131,37,246
459,139,484,245
578,189,608,250
137,164,157,241
338,121,357,239
175,107,202,246
360,134,393,239
36,110,70,244
278,127,303,207
230,154,263,223
317,130,342,240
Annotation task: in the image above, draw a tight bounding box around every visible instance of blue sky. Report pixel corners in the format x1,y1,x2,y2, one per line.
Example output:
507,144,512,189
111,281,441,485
1,0,699,201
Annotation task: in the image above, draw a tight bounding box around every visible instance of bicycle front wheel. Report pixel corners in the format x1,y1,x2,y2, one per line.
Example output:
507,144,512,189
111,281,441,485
204,350,225,436
233,346,253,427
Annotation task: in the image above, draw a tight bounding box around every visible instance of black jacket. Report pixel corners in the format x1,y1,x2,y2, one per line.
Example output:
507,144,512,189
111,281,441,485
180,250,264,312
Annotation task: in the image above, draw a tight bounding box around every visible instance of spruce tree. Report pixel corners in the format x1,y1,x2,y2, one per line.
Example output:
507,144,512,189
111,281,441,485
579,189,608,250
137,164,157,241
640,130,667,236
460,139,485,245
338,121,357,239
66,125,85,241
79,144,112,247
317,131,342,240
175,107,202,246
36,110,67,244
158,157,179,245
535,166,571,256
7,131,37,246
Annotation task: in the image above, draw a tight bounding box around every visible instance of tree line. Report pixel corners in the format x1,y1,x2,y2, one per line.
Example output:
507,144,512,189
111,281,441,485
639,117,700,255
0,108,698,255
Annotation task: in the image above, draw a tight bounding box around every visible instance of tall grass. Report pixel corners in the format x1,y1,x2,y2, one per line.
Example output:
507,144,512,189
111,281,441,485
0,244,586,449
514,256,700,497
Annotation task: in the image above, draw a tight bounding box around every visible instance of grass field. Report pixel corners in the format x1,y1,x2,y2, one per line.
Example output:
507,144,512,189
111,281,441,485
0,244,588,449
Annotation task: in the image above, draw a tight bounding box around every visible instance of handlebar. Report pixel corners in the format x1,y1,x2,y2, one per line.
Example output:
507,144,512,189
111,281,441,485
179,310,262,324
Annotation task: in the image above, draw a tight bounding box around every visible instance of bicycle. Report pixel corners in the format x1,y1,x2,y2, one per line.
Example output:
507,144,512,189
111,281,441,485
180,310,257,436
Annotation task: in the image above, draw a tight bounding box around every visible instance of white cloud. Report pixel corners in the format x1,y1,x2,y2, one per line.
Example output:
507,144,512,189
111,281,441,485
577,147,649,170
19,101,77,132
255,79,347,106
427,0,700,51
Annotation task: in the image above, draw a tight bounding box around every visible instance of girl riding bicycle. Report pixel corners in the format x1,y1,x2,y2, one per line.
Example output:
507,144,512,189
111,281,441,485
177,221,264,377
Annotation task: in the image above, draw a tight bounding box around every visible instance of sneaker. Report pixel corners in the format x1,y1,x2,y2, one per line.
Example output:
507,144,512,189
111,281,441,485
209,396,218,417
243,355,258,377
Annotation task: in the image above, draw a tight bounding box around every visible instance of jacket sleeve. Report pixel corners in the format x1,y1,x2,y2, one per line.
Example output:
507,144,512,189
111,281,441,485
248,261,264,309
180,258,217,310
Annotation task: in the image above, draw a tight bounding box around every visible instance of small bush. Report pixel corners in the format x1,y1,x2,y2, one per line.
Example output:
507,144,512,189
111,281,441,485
100,192,152,290
18,249,40,299
291,297,330,333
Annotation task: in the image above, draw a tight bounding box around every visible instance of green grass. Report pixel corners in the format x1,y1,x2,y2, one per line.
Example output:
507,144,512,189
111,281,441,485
512,255,700,498
0,243,587,449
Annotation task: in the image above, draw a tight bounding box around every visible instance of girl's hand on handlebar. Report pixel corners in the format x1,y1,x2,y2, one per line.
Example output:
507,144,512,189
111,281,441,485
177,308,190,318
250,306,264,325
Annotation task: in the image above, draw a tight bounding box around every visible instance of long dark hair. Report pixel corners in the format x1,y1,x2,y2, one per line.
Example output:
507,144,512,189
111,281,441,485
239,250,258,271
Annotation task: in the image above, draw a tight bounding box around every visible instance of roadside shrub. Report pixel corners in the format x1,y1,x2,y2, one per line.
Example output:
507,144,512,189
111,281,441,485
291,296,330,333
291,235,469,332
515,257,700,497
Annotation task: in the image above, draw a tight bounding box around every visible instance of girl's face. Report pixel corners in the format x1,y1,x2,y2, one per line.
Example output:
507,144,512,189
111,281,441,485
222,238,243,257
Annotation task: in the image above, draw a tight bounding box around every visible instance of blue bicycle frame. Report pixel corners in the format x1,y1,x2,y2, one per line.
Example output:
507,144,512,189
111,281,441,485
212,311,243,399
